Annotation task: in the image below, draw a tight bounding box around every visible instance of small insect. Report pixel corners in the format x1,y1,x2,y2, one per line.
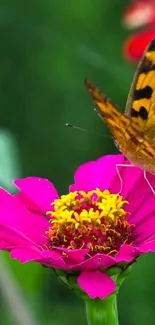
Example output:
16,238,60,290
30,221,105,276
85,38,155,194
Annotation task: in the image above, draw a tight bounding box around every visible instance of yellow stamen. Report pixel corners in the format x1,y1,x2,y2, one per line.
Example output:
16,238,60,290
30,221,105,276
45,189,134,257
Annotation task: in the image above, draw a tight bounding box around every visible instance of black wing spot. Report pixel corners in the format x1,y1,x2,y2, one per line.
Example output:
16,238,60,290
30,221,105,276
147,38,155,52
131,106,148,120
139,106,148,120
131,108,139,117
134,85,153,100
140,58,155,73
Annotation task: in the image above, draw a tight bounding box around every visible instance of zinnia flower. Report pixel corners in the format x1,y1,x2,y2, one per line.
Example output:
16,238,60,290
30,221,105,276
0,154,155,300
122,0,155,61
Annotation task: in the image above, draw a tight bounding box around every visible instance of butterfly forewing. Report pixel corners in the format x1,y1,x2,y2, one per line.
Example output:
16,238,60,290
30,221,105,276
85,79,131,146
85,38,155,174
125,38,155,139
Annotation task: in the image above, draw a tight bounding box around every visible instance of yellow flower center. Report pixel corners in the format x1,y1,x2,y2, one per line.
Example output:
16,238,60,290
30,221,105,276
46,189,135,257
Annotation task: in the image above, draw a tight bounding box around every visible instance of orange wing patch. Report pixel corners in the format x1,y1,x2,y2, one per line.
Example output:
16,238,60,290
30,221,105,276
85,79,131,145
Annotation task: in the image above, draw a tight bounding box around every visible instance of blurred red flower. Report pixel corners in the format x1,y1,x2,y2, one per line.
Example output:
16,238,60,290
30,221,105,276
123,0,155,61
123,0,155,29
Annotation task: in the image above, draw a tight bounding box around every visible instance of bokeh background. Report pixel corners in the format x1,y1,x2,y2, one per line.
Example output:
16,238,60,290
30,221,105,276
1,0,155,325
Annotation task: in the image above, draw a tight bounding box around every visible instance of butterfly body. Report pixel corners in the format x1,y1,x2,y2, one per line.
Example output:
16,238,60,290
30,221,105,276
85,38,155,175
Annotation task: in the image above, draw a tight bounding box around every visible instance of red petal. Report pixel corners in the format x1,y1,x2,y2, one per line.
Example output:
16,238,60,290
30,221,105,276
123,29,155,61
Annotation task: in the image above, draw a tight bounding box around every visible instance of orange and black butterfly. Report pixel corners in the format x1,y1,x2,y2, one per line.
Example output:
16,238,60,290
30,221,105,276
85,38,155,191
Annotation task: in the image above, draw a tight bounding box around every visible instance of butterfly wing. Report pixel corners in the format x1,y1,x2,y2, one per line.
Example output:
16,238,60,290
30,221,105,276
85,79,131,146
125,37,155,140
85,39,155,172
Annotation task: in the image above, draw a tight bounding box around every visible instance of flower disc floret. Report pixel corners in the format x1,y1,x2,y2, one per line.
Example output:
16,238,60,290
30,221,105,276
46,189,135,256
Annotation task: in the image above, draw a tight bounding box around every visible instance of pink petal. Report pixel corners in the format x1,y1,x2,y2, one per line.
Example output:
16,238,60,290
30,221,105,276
145,234,155,242
77,270,116,299
53,247,88,264
39,256,69,269
115,244,141,263
110,163,143,199
14,177,59,214
11,246,63,263
0,188,49,245
70,155,124,192
42,250,62,259
133,211,155,244
15,192,41,213
77,253,115,270
127,172,155,218
138,238,155,253
66,249,88,263
11,246,69,270
0,224,37,248
0,240,12,250
11,246,43,263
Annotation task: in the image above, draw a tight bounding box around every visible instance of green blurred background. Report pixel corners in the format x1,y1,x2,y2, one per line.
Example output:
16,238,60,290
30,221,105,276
0,0,155,324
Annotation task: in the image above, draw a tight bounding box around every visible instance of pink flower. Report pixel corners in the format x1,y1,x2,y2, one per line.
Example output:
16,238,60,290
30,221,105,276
122,0,155,61
0,154,155,299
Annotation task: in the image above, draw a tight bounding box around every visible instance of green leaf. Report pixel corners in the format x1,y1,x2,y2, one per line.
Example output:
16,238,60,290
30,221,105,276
0,129,21,191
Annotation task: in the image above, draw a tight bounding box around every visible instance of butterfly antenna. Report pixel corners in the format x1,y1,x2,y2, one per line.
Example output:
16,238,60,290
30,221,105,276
65,123,88,133
94,108,104,121
65,123,112,139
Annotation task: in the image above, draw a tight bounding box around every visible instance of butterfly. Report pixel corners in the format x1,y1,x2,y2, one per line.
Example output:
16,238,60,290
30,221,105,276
85,38,155,194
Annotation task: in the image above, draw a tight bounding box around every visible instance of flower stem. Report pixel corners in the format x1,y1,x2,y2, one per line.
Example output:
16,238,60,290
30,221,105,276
84,295,119,325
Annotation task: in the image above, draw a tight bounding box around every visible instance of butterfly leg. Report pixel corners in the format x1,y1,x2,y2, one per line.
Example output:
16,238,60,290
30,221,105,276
116,163,134,194
144,170,155,195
